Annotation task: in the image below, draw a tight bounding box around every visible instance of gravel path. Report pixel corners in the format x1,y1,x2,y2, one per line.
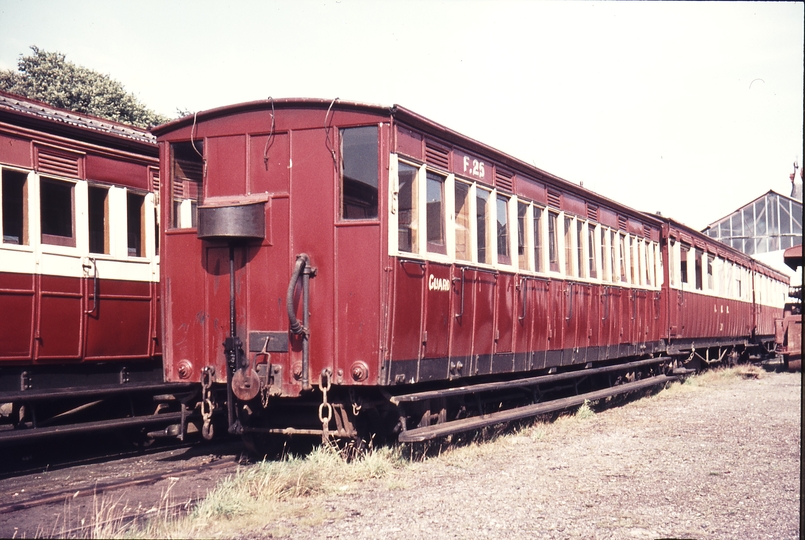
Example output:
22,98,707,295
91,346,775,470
262,369,801,540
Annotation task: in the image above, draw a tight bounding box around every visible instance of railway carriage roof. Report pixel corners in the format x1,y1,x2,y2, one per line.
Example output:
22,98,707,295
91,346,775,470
0,90,156,149
659,214,790,281
152,97,663,226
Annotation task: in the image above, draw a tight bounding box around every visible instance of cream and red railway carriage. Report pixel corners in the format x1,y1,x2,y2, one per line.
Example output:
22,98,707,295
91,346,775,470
0,91,188,443
659,217,789,367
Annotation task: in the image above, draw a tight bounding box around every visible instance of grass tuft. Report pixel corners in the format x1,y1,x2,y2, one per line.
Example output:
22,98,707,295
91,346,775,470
574,399,596,420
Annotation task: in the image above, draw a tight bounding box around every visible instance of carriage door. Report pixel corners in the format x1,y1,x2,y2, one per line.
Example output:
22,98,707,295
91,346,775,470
421,262,452,381
83,187,155,361
388,260,425,384
449,266,476,379
35,176,83,362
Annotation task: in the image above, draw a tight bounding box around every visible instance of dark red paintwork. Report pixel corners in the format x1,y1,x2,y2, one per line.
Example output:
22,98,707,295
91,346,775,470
0,91,160,368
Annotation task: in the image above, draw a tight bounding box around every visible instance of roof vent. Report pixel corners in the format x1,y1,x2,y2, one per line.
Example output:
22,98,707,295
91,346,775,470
496,170,513,193
547,190,561,209
587,203,599,222
424,141,449,170
35,146,83,178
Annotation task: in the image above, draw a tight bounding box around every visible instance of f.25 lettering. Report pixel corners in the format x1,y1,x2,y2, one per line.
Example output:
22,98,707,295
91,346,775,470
462,156,485,179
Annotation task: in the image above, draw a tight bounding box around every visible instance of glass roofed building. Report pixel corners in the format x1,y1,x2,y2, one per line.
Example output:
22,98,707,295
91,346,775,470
702,190,802,256
702,168,802,287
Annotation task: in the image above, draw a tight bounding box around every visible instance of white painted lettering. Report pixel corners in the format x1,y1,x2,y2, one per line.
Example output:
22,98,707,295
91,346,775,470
428,274,451,292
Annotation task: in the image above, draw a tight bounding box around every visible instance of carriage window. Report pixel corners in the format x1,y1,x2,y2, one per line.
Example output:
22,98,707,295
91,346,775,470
638,241,644,285
548,211,559,272
694,249,703,290
426,171,446,254
170,141,203,229
497,195,510,265
455,181,471,261
40,177,75,247
154,206,160,256
564,217,573,276
88,186,109,254
680,246,689,285
706,254,714,290
341,126,378,220
717,258,727,296
619,234,628,283
668,240,676,286
397,162,418,253
609,230,617,283
128,192,145,257
576,220,584,278
476,188,491,264
533,207,543,272
2,169,27,245
600,228,608,281
150,169,160,256
517,201,528,269
588,224,597,279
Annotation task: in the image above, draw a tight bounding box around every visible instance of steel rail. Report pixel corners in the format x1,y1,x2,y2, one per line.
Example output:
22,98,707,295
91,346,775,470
0,411,198,444
398,374,677,443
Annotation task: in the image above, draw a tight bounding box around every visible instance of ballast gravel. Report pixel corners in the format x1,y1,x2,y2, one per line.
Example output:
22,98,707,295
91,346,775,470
261,368,801,540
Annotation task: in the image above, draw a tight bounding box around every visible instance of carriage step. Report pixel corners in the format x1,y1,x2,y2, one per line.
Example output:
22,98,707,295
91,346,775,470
397,374,677,443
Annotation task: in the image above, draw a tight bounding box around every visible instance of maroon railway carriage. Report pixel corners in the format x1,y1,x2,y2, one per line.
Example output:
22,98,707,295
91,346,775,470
154,98,694,446
0,91,187,444
657,217,788,367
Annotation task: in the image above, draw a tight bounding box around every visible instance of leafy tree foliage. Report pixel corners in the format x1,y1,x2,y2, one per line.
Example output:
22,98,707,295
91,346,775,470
0,46,168,129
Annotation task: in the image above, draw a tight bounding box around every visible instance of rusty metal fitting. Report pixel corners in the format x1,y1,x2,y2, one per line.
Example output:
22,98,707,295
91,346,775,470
177,359,193,380
292,362,303,380
350,361,369,382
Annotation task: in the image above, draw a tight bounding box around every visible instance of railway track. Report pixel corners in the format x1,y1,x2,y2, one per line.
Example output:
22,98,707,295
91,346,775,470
0,457,236,514
0,430,207,480
0,439,244,538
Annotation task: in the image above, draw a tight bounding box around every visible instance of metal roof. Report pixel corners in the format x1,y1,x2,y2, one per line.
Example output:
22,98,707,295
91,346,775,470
0,90,156,146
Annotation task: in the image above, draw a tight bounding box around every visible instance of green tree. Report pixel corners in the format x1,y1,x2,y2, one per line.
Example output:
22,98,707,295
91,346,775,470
0,46,168,129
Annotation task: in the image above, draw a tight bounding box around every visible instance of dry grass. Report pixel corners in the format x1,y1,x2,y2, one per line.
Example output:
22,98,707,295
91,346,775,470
40,480,189,539
126,444,403,539
656,363,765,399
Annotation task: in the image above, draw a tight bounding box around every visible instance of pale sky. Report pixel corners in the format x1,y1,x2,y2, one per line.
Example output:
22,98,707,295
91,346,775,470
0,0,802,230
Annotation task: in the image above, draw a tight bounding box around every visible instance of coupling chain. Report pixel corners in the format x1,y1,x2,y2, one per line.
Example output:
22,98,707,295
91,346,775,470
318,370,333,442
200,366,215,440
